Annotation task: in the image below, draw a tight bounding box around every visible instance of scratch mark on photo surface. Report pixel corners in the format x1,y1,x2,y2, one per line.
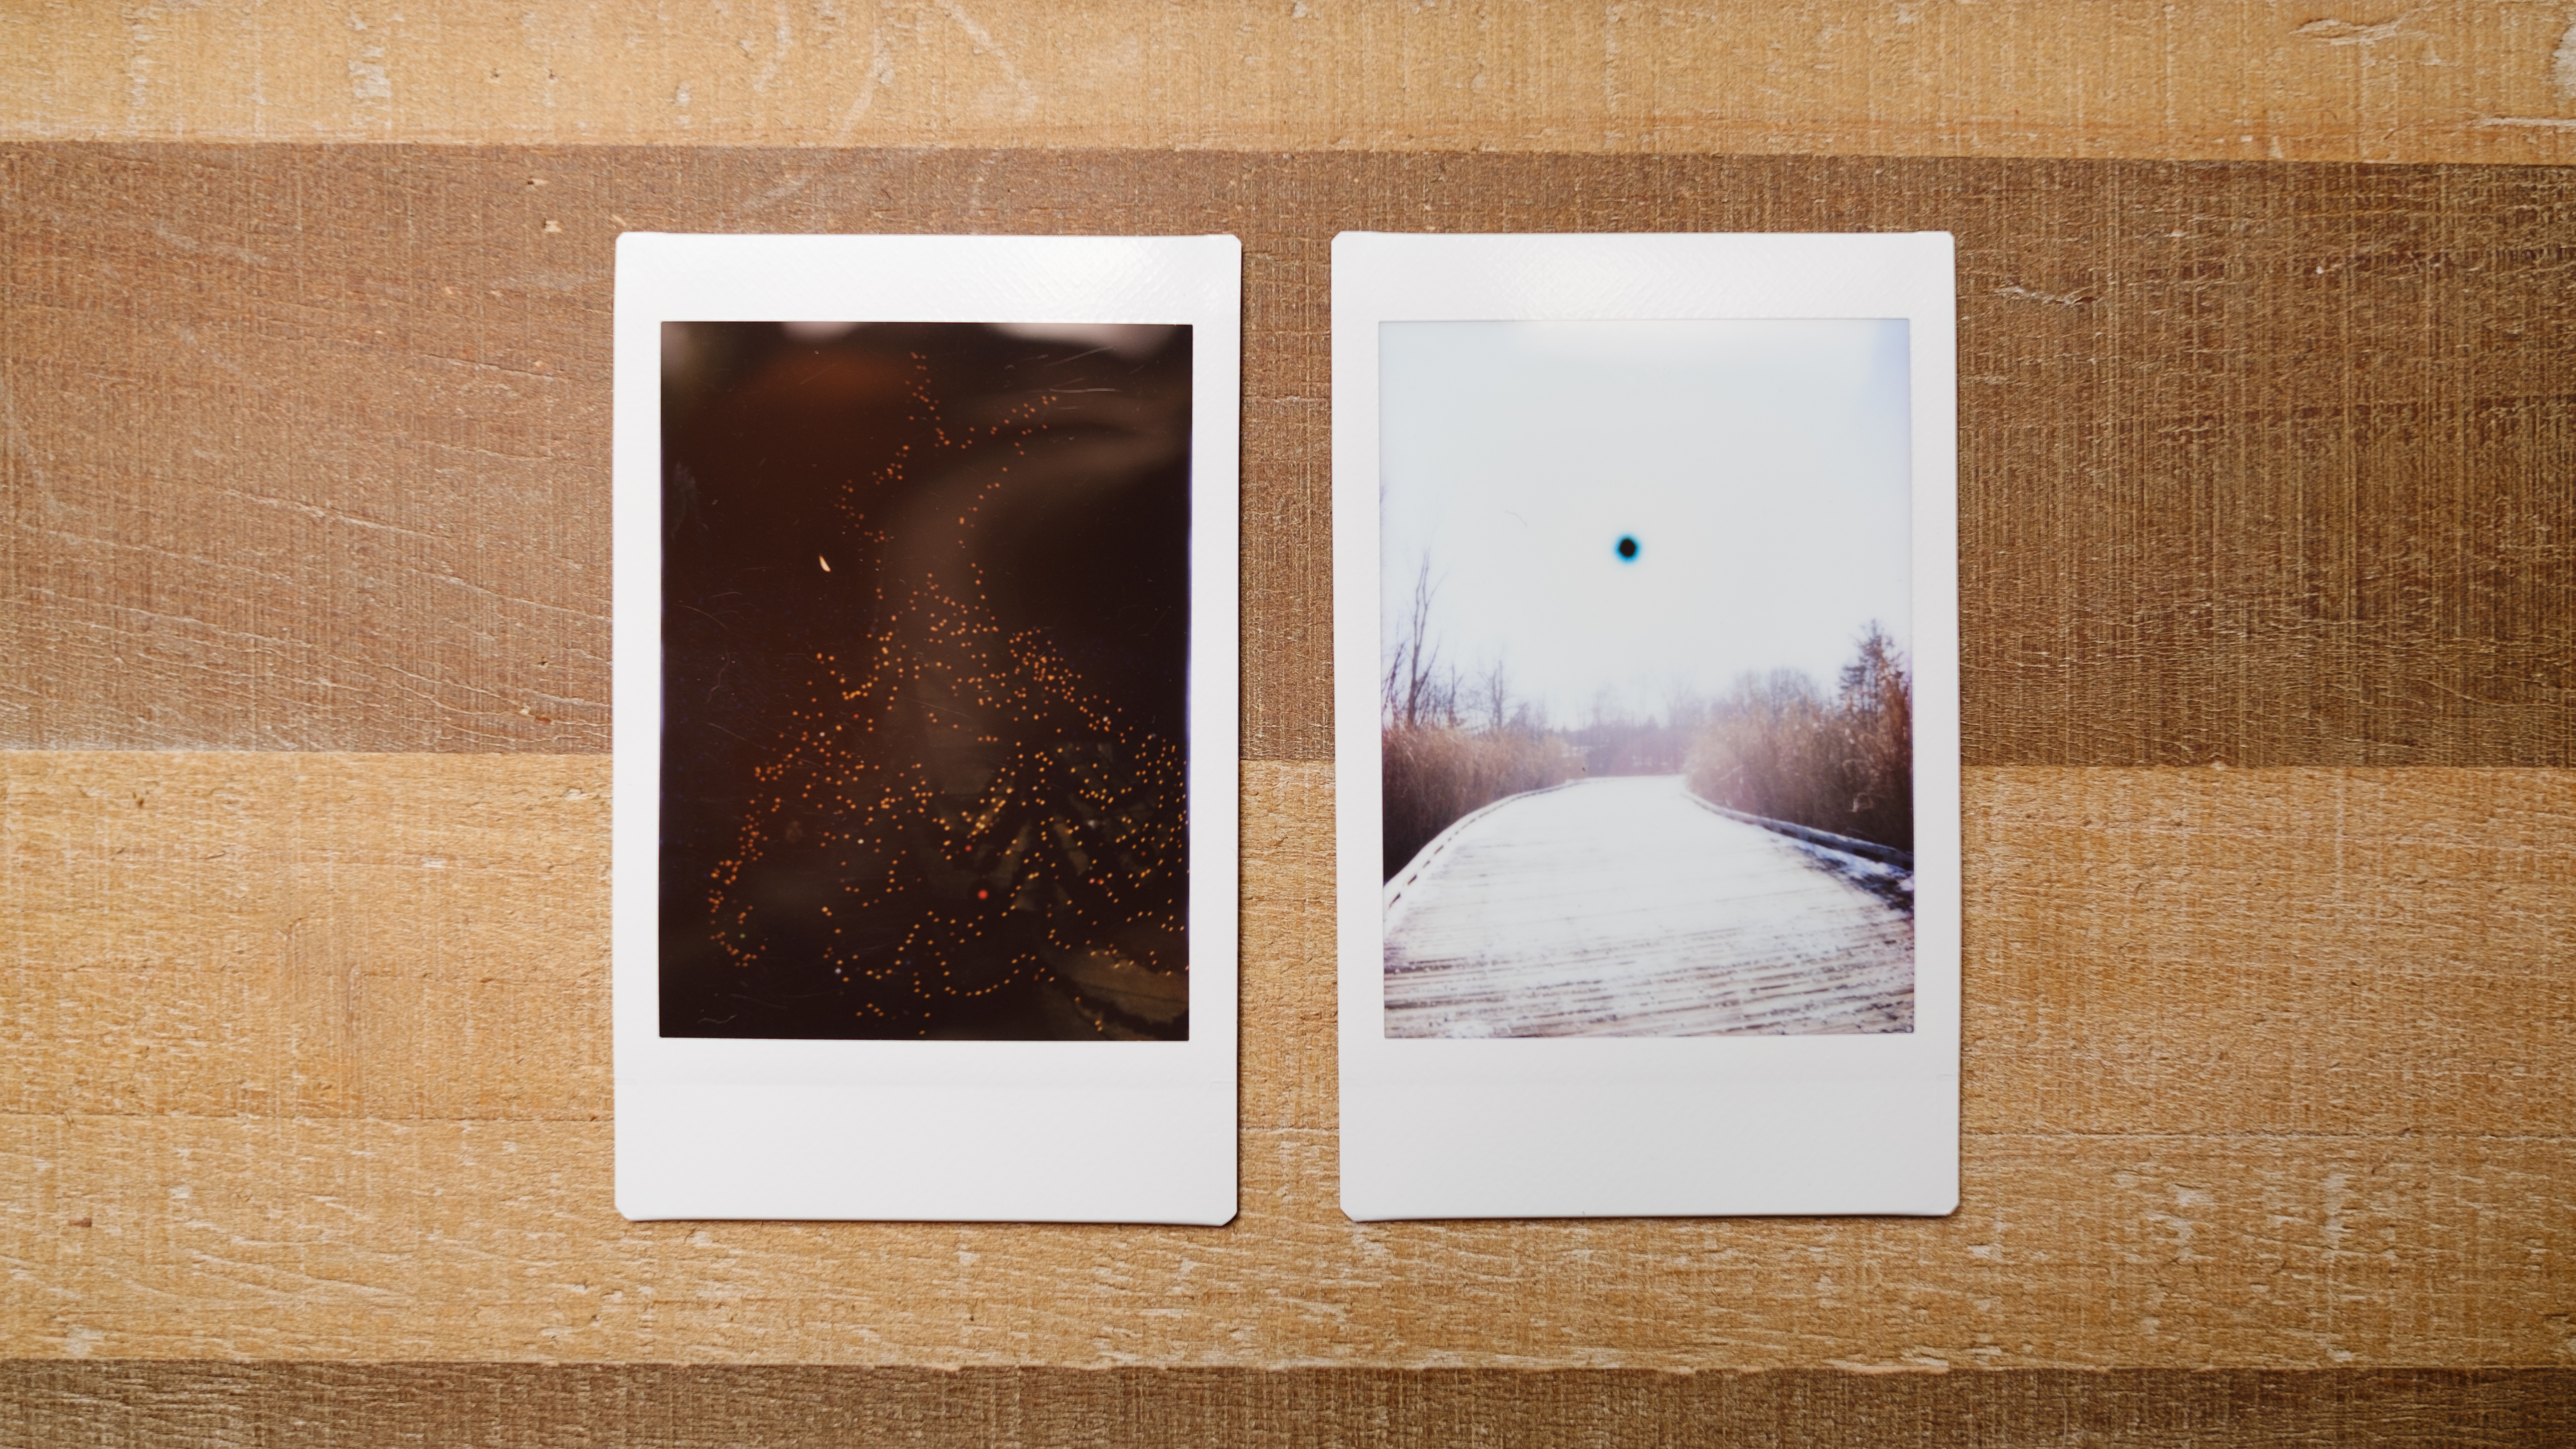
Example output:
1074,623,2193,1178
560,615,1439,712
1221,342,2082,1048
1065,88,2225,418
678,603,736,636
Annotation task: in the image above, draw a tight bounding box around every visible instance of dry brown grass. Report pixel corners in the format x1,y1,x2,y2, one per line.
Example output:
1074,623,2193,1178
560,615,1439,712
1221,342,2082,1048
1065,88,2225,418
1381,727,1583,880
1685,627,1913,854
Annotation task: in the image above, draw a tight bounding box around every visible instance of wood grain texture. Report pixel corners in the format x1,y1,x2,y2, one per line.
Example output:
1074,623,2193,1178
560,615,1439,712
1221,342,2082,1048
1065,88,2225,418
5,147,2573,764
9,2,2576,168
4,754,2568,1367
4,1364,2571,1448
5,16,2569,1438
8,1117,2572,1367
0,753,608,1123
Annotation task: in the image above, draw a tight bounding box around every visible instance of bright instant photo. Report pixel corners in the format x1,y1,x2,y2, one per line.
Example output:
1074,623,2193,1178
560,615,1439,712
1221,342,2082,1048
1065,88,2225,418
616,234,1240,1223
1334,232,1959,1219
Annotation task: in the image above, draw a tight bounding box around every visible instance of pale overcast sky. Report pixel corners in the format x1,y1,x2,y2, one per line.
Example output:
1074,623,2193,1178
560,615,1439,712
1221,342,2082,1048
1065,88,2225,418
1380,319,1914,726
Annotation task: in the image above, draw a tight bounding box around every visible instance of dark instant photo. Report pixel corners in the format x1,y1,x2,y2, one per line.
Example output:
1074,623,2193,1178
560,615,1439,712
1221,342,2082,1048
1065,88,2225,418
658,322,1192,1041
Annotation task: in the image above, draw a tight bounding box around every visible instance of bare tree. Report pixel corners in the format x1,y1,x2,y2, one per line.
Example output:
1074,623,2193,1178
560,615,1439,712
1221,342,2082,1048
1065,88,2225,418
1476,654,1512,734
1384,553,1448,729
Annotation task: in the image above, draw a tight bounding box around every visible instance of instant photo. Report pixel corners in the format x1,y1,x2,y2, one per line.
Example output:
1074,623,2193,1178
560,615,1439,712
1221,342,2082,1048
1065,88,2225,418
1334,232,1959,1220
1377,319,1914,1038
615,233,1240,1223
659,321,1193,1042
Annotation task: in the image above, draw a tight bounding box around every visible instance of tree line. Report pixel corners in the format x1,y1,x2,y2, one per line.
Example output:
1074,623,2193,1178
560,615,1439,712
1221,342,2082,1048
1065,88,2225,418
1380,555,1911,879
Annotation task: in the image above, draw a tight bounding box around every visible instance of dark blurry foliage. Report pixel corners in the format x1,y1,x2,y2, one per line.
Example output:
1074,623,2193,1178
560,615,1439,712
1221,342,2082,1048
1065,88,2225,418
1380,726,1584,882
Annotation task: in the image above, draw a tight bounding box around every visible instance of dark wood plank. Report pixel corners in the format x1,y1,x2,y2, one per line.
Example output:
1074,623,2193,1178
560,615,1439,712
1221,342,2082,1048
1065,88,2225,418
3,147,2571,762
4,1364,2568,1448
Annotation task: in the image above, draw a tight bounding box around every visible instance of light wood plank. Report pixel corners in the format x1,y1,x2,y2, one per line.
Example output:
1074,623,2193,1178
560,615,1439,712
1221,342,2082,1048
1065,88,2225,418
7,2,2576,166
5,756,2569,1137
0,753,611,1122
4,1116,2567,1366
1969,765,2576,1137
0,754,2568,1365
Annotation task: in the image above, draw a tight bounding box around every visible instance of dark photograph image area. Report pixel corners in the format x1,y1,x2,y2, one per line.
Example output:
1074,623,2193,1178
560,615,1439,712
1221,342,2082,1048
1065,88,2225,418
659,320,1193,1041
1378,319,1915,1039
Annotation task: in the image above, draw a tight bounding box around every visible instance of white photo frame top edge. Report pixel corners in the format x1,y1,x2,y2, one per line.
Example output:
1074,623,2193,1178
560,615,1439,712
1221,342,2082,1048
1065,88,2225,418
614,232,1240,1223
1332,230,1960,1222
615,232,1242,323
1330,230,1957,323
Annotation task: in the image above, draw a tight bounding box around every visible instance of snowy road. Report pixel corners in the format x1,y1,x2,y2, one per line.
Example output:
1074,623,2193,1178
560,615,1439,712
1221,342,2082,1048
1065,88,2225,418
1382,775,1914,1037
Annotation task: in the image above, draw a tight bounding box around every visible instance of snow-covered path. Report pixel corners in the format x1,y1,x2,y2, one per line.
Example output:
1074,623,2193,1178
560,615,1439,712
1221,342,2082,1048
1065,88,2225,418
1382,775,1914,1037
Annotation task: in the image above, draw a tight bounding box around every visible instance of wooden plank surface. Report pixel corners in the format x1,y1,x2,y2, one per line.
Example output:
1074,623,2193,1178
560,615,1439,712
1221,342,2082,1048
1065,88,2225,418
8,2,2576,168
18,1112,2569,1367
4,147,2572,764
2,10,2570,1440
4,1364,2571,1448
4,754,2567,1366
1381,776,1915,1038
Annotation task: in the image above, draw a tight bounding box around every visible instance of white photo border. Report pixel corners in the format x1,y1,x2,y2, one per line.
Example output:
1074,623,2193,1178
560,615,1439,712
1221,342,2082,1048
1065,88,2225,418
1332,232,1960,1221
614,233,1241,1223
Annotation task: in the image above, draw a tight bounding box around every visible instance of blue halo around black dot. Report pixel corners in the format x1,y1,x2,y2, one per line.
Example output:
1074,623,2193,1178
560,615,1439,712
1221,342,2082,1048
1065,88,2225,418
1615,534,1640,562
